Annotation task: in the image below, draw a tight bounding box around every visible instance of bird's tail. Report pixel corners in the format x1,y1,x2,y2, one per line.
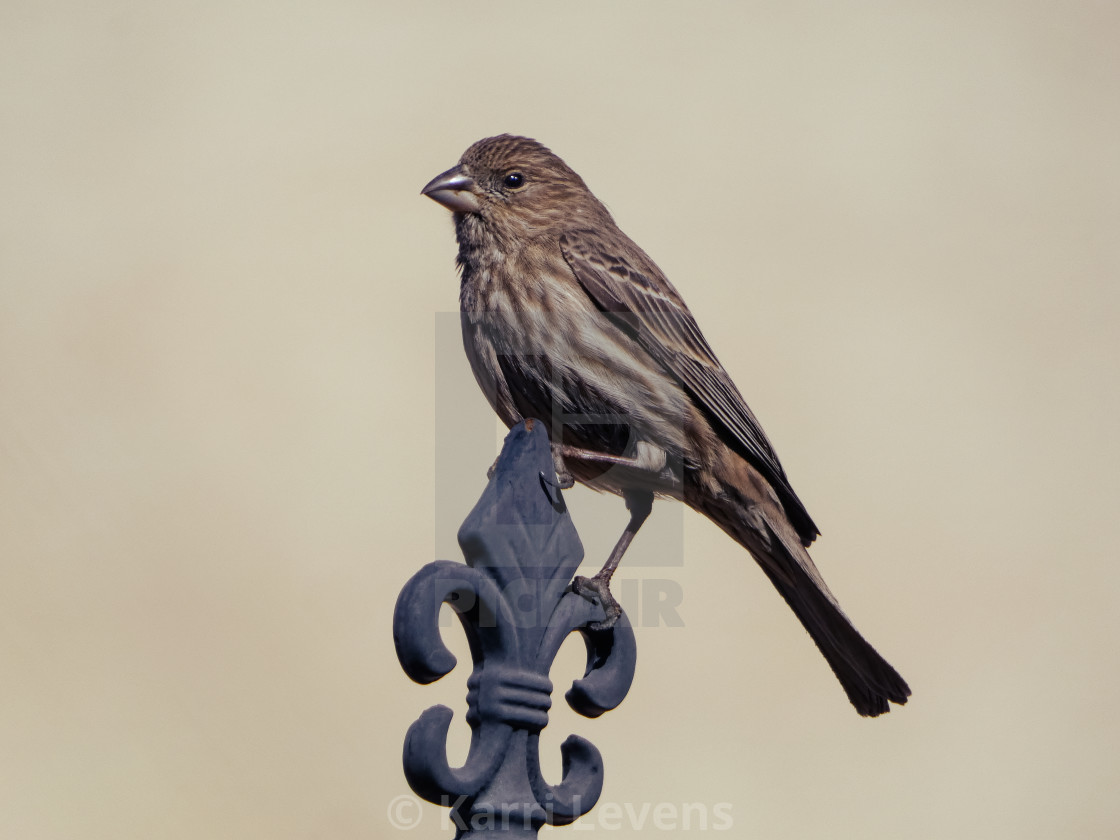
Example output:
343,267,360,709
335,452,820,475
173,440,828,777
696,468,911,716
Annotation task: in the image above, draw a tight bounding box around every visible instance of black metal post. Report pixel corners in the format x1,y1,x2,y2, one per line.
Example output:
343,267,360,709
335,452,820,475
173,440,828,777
394,420,636,836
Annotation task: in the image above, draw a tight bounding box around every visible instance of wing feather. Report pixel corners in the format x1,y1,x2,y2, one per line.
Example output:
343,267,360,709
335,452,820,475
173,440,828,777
560,229,819,544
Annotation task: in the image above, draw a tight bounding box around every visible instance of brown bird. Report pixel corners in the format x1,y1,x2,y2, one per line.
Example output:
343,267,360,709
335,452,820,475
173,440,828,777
422,134,910,716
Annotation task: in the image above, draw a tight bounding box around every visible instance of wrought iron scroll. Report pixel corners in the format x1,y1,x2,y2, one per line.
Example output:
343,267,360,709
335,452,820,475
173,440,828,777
393,419,637,836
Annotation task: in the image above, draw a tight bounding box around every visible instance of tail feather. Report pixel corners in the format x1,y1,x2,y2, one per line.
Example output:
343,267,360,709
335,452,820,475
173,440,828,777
696,466,910,716
751,534,911,716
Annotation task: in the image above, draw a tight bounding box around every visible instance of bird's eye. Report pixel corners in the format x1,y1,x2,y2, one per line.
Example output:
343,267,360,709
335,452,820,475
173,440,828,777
503,172,525,189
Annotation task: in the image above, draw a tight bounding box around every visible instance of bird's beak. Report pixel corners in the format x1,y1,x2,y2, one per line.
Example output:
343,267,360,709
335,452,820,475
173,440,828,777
421,165,481,214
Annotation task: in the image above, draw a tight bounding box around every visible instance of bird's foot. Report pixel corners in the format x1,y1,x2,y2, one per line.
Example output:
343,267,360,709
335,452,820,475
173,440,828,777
571,573,621,630
495,444,573,489
550,444,575,489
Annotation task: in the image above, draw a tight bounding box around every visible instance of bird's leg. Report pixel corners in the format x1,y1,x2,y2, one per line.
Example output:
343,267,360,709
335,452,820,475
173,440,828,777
550,442,664,490
572,488,654,630
554,443,681,492
555,443,657,471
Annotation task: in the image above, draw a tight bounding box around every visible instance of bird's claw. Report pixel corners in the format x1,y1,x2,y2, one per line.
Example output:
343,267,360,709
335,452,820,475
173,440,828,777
550,444,575,489
571,574,621,630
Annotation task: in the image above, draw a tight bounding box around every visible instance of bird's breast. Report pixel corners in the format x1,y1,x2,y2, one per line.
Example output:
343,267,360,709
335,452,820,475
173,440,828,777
457,241,693,465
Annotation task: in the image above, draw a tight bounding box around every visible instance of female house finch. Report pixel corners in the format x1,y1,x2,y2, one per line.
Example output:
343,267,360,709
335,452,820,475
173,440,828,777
422,135,909,716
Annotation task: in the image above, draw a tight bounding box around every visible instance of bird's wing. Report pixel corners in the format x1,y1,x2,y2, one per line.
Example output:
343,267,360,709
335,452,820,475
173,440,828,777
560,229,819,544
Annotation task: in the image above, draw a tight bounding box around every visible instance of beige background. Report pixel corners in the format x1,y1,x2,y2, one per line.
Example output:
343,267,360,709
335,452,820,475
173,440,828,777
2,2,1118,837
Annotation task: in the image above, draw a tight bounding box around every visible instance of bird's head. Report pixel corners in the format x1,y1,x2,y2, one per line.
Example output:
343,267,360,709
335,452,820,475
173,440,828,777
421,134,612,241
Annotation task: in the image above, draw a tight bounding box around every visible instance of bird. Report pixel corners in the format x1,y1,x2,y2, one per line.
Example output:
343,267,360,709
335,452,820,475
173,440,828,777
421,134,910,716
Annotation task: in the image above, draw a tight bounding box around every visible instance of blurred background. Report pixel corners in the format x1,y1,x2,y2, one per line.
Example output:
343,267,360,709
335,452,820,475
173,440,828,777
2,2,1118,837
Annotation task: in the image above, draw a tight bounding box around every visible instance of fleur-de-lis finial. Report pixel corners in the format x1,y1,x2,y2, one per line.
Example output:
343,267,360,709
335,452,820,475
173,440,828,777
394,419,637,836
